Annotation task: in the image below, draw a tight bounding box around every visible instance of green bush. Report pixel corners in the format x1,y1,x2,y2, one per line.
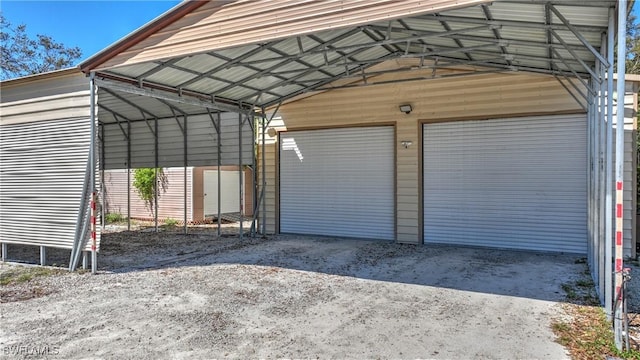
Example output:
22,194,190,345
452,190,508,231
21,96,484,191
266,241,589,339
132,168,167,213
105,213,125,223
164,218,179,227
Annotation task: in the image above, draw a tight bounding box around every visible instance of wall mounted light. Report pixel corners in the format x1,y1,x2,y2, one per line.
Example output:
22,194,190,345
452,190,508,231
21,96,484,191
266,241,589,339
400,140,413,149
399,104,412,114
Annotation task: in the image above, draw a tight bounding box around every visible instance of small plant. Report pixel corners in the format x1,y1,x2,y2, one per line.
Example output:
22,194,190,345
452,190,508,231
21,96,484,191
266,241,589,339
132,168,168,214
164,218,179,227
561,283,579,301
105,212,125,224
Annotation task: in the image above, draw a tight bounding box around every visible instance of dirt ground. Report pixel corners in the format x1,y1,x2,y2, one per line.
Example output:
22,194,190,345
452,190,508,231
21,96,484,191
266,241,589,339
0,227,587,359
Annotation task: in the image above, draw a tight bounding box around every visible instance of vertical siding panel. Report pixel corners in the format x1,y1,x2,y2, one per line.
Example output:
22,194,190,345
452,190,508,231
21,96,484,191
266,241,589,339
396,120,420,243
102,112,253,170
258,143,277,234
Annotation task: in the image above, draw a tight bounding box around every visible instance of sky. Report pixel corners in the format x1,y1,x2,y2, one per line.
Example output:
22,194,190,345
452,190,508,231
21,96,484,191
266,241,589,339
1,1,640,66
1,1,181,63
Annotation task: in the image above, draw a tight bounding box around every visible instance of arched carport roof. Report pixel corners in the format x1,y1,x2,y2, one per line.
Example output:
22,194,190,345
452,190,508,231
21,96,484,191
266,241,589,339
80,0,625,116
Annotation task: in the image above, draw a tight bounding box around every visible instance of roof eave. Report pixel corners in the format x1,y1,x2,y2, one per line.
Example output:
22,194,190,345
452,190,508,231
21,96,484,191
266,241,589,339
0,67,82,87
79,0,210,74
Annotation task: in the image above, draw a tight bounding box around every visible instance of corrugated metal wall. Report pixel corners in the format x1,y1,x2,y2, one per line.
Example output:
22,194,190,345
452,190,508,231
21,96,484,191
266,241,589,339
102,113,253,169
0,71,98,250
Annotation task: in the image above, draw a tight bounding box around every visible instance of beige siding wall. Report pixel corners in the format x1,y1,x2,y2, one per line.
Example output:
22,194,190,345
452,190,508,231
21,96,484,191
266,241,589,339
258,143,278,234
104,168,194,223
0,71,90,125
105,166,253,223
261,72,586,241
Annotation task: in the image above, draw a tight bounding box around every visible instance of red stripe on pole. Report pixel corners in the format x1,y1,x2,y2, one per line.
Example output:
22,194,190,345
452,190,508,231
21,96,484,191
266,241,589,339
616,204,623,218
617,181,623,191
616,285,622,300
616,231,623,246
91,245,96,251
616,258,623,272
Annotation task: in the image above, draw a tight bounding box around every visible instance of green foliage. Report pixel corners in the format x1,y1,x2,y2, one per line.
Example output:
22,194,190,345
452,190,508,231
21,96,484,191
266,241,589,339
0,13,82,80
164,218,179,227
132,168,167,213
105,213,125,224
627,13,640,75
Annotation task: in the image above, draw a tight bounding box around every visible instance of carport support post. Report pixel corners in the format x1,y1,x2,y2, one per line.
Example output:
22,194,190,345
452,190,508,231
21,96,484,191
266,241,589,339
604,7,615,322
82,251,88,269
614,0,627,350
39,246,46,266
154,118,159,232
127,121,131,231
598,37,608,306
90,72,98,275
1,243,6,262
217,113,222,237
184,115,188,235
251,114,257,237
260,106,267,235
239,112,244,240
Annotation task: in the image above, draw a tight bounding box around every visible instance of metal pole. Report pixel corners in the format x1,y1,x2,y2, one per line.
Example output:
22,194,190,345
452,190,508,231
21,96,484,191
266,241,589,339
239,112,244,240
217,113,222,237
100,125,105,232
598,34,607,305
184,115,188,235
154,118,159,232
614,0,627,350
127,121,131,231
251,114,257,237
89,72,97,275
40,246,46,266
605,6,615,322
587,79,595,265
261,106,267,235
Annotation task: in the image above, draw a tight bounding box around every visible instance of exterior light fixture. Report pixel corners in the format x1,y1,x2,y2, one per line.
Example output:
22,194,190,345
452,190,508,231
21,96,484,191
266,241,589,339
399,104,412,114
400,140,413,149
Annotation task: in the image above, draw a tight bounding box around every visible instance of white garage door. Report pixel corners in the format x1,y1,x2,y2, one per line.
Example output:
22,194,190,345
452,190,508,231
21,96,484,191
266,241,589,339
280,126,394,240
423,114,587,253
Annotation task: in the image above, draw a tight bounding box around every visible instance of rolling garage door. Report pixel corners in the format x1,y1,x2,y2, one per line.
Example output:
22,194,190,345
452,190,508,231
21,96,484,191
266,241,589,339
280,126,394,240
423,114,587,253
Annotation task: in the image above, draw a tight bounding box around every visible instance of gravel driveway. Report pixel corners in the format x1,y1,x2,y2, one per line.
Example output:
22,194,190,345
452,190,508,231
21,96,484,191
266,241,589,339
0,230,584,359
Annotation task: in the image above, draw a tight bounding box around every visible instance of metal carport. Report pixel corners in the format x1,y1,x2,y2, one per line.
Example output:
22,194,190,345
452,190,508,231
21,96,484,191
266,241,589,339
71,0,630,346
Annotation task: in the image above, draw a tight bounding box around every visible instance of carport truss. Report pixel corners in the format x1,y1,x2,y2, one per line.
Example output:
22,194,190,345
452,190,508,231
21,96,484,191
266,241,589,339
76,0,629,347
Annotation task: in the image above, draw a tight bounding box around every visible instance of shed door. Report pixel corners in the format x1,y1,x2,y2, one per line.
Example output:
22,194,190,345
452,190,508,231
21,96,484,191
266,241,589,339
280,126,394,240
423,114,587,253
203,170,241,216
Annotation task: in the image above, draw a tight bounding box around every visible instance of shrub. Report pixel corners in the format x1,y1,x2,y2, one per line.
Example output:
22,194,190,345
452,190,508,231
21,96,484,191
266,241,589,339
105,212,125,223
132,168,167,213
164,218,179,227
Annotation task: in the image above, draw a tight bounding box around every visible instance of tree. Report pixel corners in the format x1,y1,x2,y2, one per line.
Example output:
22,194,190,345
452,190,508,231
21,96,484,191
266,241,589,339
626,14,640,74
0,13,82,80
